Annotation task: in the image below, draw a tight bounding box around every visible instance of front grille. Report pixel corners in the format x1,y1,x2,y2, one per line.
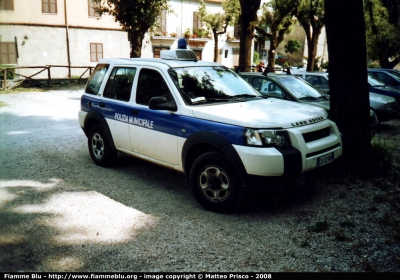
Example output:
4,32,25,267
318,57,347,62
306,143,341,158
302,127,330,143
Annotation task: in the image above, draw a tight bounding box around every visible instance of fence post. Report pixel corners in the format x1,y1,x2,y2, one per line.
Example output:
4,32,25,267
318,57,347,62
47,66,51,87
3,69,6,90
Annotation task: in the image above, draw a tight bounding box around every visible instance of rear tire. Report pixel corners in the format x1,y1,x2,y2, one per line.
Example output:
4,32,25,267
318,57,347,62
88,124,117,167
189,151,245,212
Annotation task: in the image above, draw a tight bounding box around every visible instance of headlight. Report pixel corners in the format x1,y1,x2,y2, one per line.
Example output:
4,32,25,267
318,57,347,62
244,129,291,148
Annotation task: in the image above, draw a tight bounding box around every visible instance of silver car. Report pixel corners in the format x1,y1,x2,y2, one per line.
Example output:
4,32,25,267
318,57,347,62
291,71,399,122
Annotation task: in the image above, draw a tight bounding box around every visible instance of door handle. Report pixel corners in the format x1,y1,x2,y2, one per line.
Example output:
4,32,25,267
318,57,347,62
131,109,138,115
99,102,105,108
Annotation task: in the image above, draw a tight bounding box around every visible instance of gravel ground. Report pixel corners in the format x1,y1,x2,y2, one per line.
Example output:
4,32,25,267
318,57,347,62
0,87,400,272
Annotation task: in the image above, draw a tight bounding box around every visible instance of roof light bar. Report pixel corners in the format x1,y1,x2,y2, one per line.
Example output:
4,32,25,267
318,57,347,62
160,49,198,61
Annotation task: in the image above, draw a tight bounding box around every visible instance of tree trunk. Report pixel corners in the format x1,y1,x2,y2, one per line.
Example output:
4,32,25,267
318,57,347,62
239,0,261,67
306,26,322,71
266,38,277,69
325,0,371,169
130,30,144,58
213,29,219,63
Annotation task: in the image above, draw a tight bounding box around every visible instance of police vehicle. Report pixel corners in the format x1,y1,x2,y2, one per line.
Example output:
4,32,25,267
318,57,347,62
78,41,342,212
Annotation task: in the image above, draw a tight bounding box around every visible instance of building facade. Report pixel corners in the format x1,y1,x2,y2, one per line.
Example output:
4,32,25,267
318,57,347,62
0,0,240,79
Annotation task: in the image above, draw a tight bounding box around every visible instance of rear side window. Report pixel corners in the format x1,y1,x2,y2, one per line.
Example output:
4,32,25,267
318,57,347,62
103,67,136,102
85,64,109,95
305,76,328,88
252,77,269,92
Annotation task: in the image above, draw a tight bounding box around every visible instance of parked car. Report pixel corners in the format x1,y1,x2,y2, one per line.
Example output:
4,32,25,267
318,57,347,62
368,68,400,90
79,49,343,212
368,73,400,105
239,72,379,137
290,71,399,122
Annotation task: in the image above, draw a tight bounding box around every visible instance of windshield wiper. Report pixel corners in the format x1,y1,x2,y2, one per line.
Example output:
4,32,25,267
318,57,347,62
231,94,261,99
298,95,318,100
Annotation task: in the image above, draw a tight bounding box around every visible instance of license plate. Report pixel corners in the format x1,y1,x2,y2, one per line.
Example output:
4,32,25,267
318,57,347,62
317,152,334,167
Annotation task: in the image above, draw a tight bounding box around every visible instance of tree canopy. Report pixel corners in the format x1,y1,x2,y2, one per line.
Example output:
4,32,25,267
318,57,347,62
295,0,325,71
284,39,302,55
94,0,170,58
364,0,400,68
258,0,298,69
198,0,240,62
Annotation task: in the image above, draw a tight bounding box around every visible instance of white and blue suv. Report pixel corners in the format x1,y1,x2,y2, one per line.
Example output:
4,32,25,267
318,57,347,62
79,49,342,212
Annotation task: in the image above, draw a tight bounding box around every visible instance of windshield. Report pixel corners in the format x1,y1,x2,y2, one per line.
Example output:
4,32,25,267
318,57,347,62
368,74,386,86
276,76,326,100
168,66,260,105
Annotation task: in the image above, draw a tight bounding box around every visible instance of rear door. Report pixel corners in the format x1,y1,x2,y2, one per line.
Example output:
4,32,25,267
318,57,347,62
101,66,137,152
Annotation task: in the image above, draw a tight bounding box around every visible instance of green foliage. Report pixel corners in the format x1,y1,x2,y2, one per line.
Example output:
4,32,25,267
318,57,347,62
0,65,15,80
364,0,400,68
284,39,302,54
198,0,239,33
94,0,170,31
258,0,298,66
253,50,260,64
368,61,381,68
295,0,325,71
198,0,240,62
320,60,329,69
93,0,170,57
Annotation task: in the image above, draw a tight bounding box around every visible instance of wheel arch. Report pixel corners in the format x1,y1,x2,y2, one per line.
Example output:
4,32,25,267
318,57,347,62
182,132,247,187
84,111,116,151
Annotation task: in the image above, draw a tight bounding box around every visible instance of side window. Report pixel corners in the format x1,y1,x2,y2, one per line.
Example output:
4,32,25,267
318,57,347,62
252,77,268,92
374,72,393,84
103,67,136,102
259,80,284,98
241,77,250,83
136,69,172,106
305,75,319,85
382,74,396,85
85,64,109,95
318,77,329,87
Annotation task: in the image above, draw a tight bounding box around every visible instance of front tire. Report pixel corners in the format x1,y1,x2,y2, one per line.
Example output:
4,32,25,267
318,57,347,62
88,124,117,167
189,151,245,212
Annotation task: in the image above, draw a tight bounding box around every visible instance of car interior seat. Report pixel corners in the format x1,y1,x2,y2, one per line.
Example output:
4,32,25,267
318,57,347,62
115,75,132,102
182,75,204,98
268,83,276,93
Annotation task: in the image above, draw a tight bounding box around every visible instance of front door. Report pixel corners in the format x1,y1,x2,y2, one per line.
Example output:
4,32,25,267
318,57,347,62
129,68,179,165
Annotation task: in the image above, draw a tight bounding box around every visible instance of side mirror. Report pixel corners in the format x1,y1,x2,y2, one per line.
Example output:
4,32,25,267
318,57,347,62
149,96,177,111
